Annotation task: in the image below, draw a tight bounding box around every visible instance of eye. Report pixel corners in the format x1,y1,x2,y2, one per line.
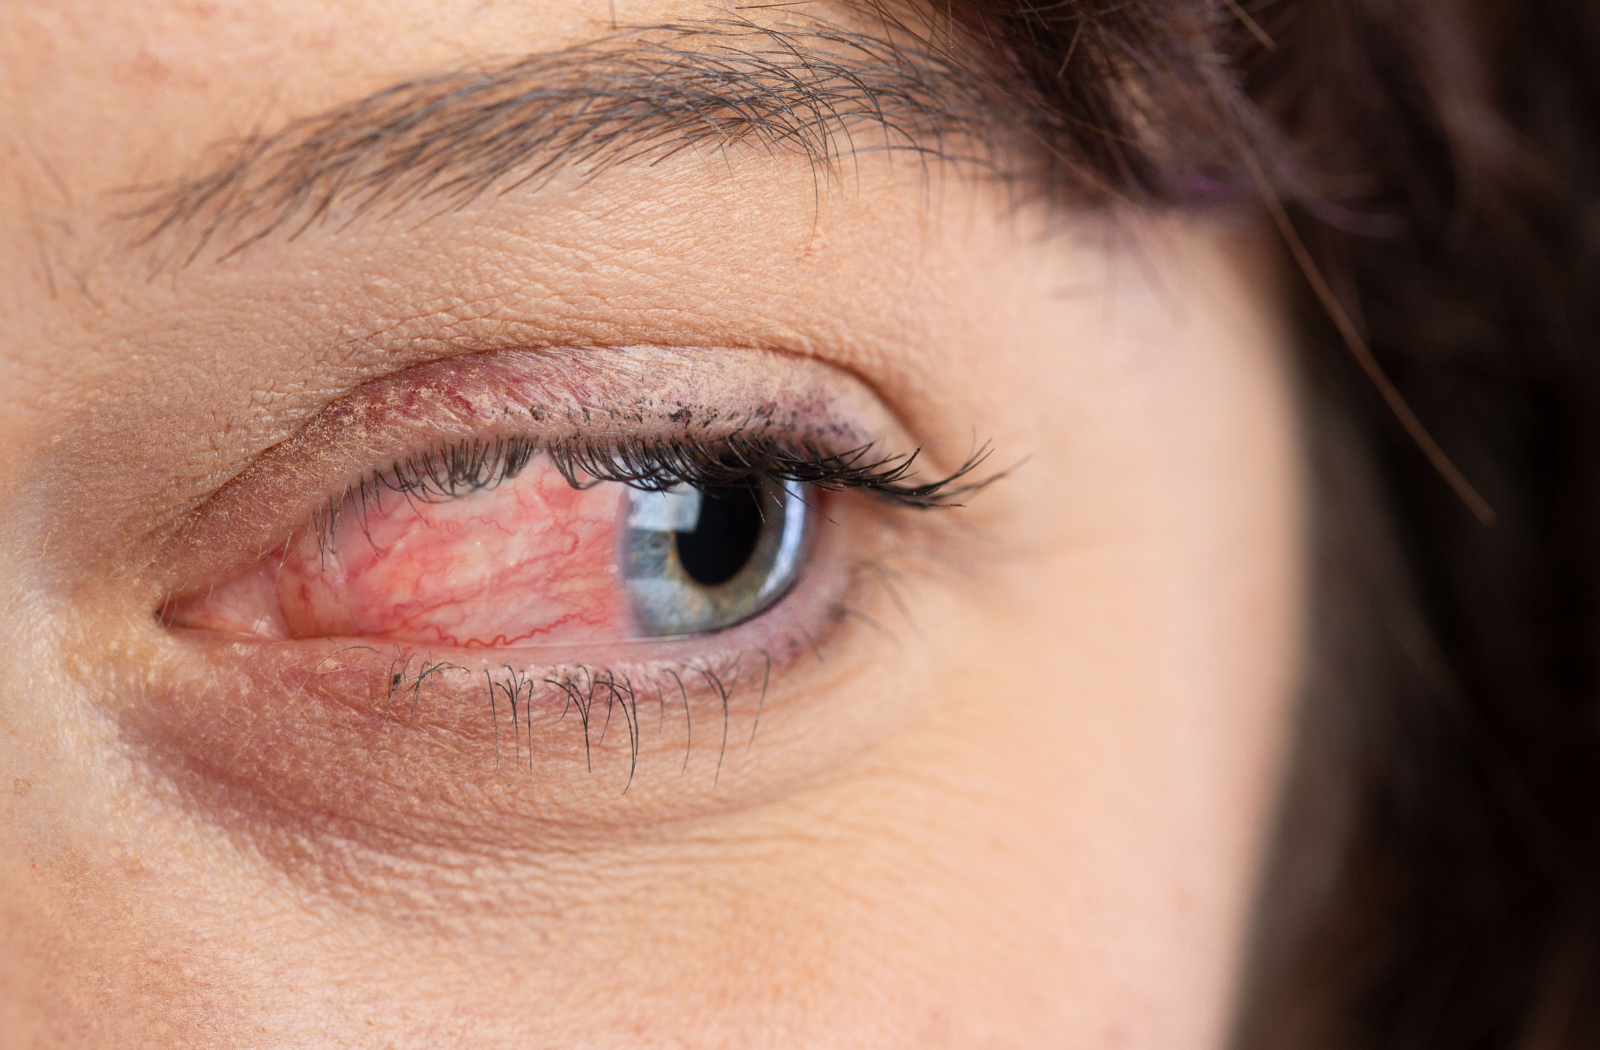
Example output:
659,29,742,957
167,450,815,647
624,479,810,637
138,352,996,848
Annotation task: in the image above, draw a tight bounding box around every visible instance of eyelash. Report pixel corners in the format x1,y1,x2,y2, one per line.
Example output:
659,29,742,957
313,429,996,551
384,654,771,788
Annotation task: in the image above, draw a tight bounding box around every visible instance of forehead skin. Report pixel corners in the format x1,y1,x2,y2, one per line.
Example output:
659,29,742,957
0,1,1302,1047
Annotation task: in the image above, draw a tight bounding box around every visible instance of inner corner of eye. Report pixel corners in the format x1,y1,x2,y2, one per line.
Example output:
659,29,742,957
163,457,815,648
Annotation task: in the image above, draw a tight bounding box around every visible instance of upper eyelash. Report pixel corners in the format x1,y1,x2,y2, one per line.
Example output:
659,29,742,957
312,430,998,551
543,432,997,507
355,434,541,506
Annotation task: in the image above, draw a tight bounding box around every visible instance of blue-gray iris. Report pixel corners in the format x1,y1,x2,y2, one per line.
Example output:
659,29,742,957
623,478,809,637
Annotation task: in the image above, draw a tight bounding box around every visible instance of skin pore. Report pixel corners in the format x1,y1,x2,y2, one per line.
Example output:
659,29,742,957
1,0,1301,1046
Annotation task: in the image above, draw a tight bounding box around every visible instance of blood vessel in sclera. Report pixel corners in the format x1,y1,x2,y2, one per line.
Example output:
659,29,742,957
276,462,630,647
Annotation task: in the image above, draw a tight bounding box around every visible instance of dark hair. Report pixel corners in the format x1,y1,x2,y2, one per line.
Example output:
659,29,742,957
946,0,1600,1044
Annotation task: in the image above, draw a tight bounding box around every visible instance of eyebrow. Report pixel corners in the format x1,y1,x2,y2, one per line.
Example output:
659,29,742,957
129,16,1014,265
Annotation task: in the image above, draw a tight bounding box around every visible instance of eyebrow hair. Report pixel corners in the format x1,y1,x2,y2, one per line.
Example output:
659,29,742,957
128,16,1016,265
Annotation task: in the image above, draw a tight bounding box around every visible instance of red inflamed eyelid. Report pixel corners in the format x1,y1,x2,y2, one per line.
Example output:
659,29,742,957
276,463,633,647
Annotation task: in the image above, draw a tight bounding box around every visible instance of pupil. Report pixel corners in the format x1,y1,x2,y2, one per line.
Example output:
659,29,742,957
675,484,764,587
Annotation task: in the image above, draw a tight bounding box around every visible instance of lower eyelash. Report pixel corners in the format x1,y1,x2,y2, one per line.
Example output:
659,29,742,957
308,615,834,795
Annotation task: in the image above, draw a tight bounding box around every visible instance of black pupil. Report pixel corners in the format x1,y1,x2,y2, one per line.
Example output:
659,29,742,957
675,484,764,587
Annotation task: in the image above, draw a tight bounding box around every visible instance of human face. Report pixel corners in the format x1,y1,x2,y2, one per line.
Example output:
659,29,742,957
0,1,1302,1045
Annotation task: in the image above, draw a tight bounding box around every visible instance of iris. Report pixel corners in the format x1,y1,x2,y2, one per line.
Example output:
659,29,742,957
623,479,810,637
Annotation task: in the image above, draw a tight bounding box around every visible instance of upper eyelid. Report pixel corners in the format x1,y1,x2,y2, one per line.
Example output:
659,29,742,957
148,346,968,587
144,342,939,537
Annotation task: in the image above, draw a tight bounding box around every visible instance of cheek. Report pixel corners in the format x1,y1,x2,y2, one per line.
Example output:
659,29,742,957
277,470,630,647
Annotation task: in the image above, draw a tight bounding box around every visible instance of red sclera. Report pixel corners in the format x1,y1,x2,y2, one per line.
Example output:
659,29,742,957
275,462,631,647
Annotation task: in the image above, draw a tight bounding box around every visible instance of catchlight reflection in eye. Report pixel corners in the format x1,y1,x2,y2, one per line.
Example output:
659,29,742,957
623,479,810,637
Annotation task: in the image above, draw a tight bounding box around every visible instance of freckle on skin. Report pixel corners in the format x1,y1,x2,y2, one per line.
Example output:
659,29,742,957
12,777,30,796
128,50,173,84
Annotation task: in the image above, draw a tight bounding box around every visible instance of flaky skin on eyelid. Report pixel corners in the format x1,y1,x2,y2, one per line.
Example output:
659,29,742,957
147,343,966,595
